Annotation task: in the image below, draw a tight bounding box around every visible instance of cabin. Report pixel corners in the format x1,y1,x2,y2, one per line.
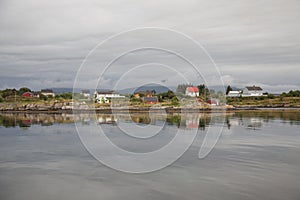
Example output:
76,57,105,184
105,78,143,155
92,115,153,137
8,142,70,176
94,90,125,104
242,86,263,97
134,90,154,98
142,96,158,104
32,92,40,98
207,98,220,106
41,89,55,97
22,92,40,98
22,92,33,97
185,86,199,97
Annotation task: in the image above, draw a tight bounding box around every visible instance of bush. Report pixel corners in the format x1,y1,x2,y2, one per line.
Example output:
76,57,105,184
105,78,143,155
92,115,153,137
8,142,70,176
255,96,265,101
171,96,179,106
281,90,300,97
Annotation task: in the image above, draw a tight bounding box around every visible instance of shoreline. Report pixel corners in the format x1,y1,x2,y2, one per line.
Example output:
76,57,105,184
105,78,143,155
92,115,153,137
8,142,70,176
0,107,300,114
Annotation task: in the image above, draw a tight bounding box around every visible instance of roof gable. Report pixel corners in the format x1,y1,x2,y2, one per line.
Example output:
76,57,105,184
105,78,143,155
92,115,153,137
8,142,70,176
186,86,199,93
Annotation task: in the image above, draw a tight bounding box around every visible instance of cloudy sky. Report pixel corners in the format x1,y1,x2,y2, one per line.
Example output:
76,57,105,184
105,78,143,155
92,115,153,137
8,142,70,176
0,0,300,93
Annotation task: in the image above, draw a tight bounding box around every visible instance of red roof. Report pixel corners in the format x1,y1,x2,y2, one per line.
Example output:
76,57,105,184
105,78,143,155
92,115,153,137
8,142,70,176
22,92,33,97
186,86,199,93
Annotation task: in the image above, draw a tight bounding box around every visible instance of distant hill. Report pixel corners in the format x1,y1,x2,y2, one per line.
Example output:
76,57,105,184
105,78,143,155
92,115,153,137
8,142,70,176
48,88,81,94
119,84,176,94
47,85,226,95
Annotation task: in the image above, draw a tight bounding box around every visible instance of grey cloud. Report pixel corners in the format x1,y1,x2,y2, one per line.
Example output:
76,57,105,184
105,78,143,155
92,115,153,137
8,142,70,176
0,0,299,92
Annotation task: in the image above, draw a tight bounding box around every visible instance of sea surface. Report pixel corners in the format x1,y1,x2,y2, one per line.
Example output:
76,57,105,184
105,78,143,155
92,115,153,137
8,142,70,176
0,111,299,200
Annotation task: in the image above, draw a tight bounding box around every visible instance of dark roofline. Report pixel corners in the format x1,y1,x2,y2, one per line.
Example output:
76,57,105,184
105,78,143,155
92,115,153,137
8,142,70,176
41,89,54,93
245,86,263,91
96,90,119,94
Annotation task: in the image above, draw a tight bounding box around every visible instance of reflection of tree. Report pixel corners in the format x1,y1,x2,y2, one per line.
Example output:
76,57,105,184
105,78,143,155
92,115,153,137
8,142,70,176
232,111,300,125
0,113,74,128
226,117,231,129
1,111,299,129
199,117,211,130
166,115,181,128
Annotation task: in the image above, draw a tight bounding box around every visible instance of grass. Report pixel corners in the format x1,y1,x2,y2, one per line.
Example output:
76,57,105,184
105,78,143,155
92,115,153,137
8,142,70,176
227,96,300,107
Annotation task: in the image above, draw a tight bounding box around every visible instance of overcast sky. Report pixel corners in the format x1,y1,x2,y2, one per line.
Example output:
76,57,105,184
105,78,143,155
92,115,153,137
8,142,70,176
0,0,300,93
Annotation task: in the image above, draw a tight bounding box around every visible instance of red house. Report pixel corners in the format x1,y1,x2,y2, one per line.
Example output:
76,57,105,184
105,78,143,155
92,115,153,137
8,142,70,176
207,98,220,106
22,92,33,97
185,86,199,97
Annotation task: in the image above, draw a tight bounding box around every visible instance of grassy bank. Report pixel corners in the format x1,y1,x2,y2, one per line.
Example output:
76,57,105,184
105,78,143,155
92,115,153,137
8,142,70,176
227,96,300,108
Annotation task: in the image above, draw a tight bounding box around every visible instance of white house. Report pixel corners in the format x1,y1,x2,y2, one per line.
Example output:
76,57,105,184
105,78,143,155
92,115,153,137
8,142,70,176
227,90,242,97
94,90,125,104
185,86,199,97
242,86,263,97
41,89,55,97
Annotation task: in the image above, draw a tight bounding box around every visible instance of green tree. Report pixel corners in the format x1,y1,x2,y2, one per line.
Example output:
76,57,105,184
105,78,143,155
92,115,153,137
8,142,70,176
171,96,179,106
197,84,206,95
1,88,17,98
159,90,175,101
18,87,31,95
226,85,232,95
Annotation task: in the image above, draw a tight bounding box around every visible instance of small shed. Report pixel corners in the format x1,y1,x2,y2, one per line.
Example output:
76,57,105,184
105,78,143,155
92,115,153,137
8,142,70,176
142,96,158,104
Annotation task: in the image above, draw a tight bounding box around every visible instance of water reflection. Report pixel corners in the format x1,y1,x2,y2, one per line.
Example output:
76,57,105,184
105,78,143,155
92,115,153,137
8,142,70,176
0,113,213,129
0,111,300,200
0,111,299,129
226,117,263,130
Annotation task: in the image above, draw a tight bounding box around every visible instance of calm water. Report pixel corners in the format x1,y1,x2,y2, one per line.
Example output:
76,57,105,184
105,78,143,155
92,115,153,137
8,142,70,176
0,111,299,200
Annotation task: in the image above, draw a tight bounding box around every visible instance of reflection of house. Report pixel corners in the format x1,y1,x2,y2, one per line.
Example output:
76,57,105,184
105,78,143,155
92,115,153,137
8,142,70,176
207,98,220,106
186,118,199,129
21,119,31,127
185,114,200,129
242,86,263,97
81,90,90,98
142,96,158,104
243,118,263,130
41,89,55,97
94,90,125,104
98,116,117,124
185,86,199,97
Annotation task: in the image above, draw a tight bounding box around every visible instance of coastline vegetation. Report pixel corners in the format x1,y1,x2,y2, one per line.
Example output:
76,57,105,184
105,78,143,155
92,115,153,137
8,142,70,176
0,86,299,111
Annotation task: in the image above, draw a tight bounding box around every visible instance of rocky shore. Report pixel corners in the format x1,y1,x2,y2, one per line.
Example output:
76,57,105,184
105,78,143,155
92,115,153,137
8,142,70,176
0,102,234,113
0,102,299,113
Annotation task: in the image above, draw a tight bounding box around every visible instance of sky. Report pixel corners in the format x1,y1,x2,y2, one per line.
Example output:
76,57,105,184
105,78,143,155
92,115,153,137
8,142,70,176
0,0,300,93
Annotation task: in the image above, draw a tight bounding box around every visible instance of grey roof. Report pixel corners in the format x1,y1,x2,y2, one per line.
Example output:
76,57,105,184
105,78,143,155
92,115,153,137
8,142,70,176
246,86,262,91
41,89,54,93
96,90,117,94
